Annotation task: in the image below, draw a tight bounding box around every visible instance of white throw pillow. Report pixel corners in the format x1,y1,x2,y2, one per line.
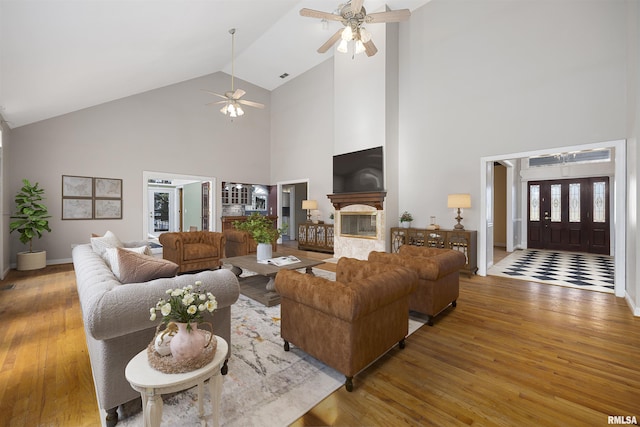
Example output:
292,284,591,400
91,231,123,258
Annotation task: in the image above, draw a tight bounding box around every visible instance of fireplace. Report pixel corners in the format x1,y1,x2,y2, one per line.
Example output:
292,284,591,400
328,191,387,259
340,212,378,239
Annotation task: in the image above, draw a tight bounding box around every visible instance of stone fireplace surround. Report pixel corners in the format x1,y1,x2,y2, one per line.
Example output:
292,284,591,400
328,192,387,260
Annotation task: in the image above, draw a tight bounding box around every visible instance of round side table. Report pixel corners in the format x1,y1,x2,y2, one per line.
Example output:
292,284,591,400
125,335,228,427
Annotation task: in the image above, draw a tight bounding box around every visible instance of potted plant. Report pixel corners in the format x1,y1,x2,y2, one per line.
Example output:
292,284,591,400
10,179,52,270
400,211,413,228
233,213,288,261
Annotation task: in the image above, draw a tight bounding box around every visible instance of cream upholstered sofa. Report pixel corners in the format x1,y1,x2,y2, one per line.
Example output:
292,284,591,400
369,246,466,325
274,257,417,391
72,233,239,427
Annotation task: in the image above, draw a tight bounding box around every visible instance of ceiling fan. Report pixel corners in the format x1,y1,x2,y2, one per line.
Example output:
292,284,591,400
203,28,264,118
300,0,410,57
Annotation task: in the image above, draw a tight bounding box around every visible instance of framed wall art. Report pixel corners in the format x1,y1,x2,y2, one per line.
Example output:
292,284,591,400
62,175,123,220
62,175,93,198
62,198,93,220
95,178,122,198
95,199,122,219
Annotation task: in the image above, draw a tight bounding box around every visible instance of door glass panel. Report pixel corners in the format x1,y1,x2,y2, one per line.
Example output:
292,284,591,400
154,192,170,232
569,183,580,222
593,181,606,223
529,184,540,221
550,184,561,222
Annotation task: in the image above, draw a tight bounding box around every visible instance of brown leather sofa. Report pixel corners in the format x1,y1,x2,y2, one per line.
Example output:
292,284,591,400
223,229,276,258
159,231,225,273
369,246,466,326
274,257,418,392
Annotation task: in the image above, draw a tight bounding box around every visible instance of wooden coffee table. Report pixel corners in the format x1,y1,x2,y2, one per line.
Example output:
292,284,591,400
222,253,323,306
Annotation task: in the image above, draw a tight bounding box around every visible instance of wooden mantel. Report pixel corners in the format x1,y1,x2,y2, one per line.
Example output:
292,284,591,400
327,191,387,210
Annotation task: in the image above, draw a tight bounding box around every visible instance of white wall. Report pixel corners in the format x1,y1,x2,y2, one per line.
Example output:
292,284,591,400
626,0,640,313
7,72,271,264
270,58,334,221
398,0,627,230
0,120,10,278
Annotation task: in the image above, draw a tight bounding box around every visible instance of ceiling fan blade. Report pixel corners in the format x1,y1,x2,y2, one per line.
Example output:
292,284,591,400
364,39,378,57
300,8,343,21
237,99,265,109
318,29,343,54
350,0,364,14
206,101,228,106
366,9,411,23
202,89,228,99
232,88,246,99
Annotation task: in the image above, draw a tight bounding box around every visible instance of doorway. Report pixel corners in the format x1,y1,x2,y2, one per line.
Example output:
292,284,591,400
142,171,216,240
527,177,610,254
479,139,626,298
277,180,309,243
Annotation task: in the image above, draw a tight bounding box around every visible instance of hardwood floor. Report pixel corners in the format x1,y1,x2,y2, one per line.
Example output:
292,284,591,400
1,247,638,426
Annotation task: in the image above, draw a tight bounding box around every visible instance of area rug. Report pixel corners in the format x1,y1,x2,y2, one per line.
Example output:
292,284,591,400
488,249,614,293
117,269,426,427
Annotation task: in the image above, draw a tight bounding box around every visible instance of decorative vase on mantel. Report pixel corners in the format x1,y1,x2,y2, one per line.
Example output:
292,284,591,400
169,322,213,362
256,242,272,261
401,221,411,229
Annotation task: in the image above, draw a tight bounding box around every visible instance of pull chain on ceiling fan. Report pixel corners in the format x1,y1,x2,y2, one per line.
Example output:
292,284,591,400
300,0,410,57
202,28,265,118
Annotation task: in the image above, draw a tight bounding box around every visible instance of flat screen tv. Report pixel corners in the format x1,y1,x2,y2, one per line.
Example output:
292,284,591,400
333,146,384,193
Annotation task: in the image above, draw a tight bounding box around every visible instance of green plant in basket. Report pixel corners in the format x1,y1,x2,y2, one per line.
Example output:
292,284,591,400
150,281,217,330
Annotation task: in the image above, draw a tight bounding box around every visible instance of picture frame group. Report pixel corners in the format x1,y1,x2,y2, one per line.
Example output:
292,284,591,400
62,175,123,220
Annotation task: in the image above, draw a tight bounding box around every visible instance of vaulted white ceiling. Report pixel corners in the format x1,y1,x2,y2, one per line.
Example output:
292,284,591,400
0,0,430,128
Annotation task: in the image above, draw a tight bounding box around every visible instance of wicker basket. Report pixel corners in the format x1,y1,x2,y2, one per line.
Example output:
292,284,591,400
147,330,217,374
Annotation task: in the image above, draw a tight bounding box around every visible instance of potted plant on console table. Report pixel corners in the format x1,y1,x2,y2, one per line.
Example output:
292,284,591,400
10,179,52,270
400,211,413,228
233,213,287,261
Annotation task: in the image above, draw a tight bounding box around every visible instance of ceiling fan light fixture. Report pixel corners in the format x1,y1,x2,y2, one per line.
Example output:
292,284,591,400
204,28,264,118
355,40,366,55
341,26,353,41
337,39,349,53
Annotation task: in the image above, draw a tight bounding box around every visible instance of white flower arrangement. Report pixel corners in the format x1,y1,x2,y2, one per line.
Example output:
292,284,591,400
150,281,217,330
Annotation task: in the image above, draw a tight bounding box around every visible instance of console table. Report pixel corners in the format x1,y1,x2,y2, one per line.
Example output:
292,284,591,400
298,223,334,253
390,227,478,276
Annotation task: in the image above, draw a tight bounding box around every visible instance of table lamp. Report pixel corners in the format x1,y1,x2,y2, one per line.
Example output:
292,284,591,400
302,200,317,222
447,194,471,230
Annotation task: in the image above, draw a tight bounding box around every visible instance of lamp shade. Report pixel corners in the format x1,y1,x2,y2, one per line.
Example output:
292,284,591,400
302,200,318,210
447,194,471,209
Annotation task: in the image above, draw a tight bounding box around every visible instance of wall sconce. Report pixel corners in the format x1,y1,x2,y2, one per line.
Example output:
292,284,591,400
302,200,318,222
447,194,471,230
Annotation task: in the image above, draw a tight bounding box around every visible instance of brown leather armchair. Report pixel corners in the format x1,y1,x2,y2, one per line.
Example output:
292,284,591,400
369,246,466,326
223,229,276,258
274,257,417,391
159,231,225,273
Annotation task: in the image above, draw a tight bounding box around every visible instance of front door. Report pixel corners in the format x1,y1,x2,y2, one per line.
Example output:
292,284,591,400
148,189,175,238
527,177,610,254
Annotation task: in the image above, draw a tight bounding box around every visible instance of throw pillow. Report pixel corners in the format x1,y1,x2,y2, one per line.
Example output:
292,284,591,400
105,246,151,273
91,231,123,258
112,248,178,284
